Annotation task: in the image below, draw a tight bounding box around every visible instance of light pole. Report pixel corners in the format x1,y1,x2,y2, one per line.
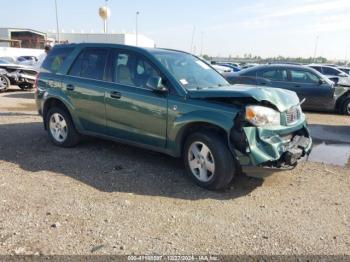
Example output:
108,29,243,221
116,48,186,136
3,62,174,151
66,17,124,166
200,31,204,56
313,35,319,62
136,11,140,46
54,0,60,44
190,26,196,53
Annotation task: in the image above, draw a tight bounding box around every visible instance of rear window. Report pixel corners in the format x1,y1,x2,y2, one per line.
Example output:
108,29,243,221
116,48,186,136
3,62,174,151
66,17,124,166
41,47,74,74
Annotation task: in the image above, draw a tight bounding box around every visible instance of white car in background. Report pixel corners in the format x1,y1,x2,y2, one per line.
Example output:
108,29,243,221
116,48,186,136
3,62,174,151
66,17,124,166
212,64,233,74
308,64,350,86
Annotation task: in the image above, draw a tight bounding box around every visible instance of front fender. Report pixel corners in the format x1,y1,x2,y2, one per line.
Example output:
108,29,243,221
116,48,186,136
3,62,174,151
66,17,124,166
167,110,237,157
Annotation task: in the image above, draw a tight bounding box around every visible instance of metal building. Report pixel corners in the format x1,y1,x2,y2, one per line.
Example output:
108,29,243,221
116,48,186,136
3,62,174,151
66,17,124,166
0,28,47,49
47,32,155,48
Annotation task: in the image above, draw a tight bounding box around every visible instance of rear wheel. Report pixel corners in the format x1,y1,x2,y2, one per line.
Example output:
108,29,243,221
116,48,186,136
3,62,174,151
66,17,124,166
18,83,33,90
0,75,10,92
183,131,236,190
46,107,81,147
342,97,350,115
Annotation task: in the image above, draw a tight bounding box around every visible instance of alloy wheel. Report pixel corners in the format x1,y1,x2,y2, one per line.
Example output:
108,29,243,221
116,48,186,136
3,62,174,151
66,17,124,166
49,113,68,143
188,141,215,182
0,76,9,91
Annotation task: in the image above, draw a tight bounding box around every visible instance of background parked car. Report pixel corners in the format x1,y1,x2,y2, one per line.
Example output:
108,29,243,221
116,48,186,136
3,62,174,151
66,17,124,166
338,66,350,75
0,69,10,92
216,63,241,72
17,56,38,66
0,58,38,91
308,64,350,86
240,63,259,70
212,64,233,74
225,64,350,115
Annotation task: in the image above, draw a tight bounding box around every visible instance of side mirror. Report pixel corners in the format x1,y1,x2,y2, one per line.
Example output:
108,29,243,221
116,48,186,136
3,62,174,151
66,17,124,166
328,77,339,85
146,76,168,93
318,79,326,85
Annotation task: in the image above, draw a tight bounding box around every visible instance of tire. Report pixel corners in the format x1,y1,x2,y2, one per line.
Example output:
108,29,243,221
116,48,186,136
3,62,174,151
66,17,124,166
18,83,33,90
341,97,350,115
0,75,10,92
46,107,81,147
183,131,236,190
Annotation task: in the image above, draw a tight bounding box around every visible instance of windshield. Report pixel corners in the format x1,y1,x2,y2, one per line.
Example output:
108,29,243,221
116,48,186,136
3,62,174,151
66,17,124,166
152,51,230,90
0,59,10,64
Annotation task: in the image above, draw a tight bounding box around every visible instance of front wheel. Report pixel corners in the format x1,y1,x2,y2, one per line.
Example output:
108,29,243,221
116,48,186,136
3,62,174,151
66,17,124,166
46,107,81,147
0,75,10,92
342,97,350,115
183,131,236,190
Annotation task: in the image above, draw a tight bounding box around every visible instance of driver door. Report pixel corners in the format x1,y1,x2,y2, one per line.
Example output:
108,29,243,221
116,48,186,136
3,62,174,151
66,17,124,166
104,49,168,148
287,69,334,110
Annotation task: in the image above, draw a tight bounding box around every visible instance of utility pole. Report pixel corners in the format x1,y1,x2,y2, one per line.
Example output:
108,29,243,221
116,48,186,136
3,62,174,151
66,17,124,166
190,26,196,53
313,35,319,62
200,31,204,56
136,11,140,46
54,0,60,43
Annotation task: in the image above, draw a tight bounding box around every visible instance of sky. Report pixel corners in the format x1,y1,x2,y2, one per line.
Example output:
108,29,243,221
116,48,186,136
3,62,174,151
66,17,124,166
1,0,350,59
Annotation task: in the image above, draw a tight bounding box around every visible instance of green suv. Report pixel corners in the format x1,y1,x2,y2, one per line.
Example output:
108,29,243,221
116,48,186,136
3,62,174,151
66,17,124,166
35,43,312,190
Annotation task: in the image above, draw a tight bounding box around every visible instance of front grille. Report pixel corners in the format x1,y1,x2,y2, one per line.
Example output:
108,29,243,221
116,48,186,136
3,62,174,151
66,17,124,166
286,106,301,125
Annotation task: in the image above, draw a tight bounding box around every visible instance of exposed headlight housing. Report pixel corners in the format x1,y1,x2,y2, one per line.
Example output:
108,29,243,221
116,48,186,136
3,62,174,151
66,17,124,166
245,105,281,127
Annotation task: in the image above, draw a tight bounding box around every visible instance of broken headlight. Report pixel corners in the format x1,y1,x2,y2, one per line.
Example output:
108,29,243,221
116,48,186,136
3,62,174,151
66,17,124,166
245,105,281,127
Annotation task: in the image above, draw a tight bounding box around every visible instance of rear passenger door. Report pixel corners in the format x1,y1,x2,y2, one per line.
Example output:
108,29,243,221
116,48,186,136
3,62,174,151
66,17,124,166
104,49,168,148
256,68,292,90
63,47,109,134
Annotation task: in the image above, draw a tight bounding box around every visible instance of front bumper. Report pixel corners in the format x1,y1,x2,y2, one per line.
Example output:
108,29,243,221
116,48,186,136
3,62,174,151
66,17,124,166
233,116,313,174
6,71,36,85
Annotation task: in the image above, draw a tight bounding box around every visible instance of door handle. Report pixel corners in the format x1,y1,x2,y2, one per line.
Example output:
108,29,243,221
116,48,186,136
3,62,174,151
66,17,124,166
66,84,75,91
294,85,301,88
110,91,122,99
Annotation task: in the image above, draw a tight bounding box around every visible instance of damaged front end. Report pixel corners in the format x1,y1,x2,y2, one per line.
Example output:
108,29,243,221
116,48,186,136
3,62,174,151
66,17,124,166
188,85,313,173
0,64,38,87
230,104,312,174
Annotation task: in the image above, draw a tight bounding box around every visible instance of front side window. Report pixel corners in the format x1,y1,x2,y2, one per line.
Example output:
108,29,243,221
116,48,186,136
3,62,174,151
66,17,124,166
290,69,319,84
111,51,162,89
152,51,229,89
69,48,108,80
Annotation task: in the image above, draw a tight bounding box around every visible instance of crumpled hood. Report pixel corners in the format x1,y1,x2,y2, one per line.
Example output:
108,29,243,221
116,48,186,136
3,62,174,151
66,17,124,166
188,84,300,112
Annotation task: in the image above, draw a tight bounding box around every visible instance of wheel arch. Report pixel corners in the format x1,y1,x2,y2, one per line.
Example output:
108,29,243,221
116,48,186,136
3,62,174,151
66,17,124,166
335,91,350,112
172,119,238,160
42,97,78,130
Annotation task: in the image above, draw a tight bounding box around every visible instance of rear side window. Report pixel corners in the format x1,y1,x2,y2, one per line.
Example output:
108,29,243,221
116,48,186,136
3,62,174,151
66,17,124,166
41,47,74,74
69,48,109,81
259,69,288,81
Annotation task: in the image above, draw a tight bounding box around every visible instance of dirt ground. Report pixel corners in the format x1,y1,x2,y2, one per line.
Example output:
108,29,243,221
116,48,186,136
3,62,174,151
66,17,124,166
0,87,349,256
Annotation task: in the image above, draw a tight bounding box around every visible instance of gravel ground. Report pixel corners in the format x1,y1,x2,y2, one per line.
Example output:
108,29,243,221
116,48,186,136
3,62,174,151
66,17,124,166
0,88,349,256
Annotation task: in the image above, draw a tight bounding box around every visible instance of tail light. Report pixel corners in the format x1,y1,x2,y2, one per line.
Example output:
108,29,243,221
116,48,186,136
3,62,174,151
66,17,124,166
34,73,40,92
